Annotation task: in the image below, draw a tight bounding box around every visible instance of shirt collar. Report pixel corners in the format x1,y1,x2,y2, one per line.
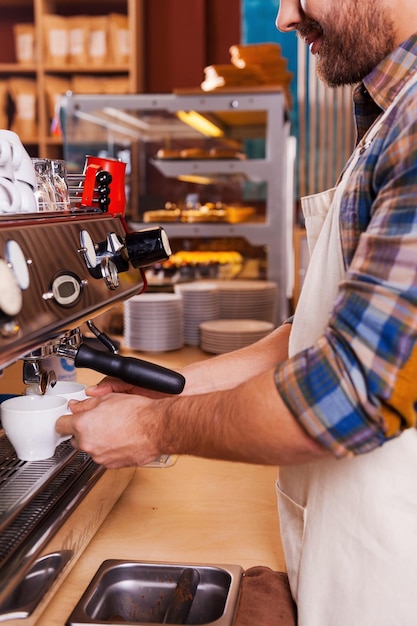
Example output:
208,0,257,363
360,33,417,111
352,33,417,141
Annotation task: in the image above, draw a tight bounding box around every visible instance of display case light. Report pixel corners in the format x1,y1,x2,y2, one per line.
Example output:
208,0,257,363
176,111,224,137
177,174,217,185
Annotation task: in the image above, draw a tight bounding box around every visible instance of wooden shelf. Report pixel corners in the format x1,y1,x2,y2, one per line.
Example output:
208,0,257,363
0,0,33,6
0,63,37,72
0,0,144,157
43,65,131,74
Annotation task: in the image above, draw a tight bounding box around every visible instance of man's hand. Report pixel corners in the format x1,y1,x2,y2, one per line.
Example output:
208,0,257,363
56,392,166,468
86,376,173,399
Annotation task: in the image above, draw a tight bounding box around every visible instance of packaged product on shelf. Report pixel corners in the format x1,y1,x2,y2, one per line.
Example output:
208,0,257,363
104,76,130,93
108,13,129,66
71,74,107,93
67,16,89,66
43,15,69,66
71,74,130,94
88,16,110,67
44,76,71,135
8,78,37,139
44,76,71,119
13,23,36,65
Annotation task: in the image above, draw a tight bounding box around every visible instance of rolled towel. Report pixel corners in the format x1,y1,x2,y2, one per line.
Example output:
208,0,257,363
234,566,297,626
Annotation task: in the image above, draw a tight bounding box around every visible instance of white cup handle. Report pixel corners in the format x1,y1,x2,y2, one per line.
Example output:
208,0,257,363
10,141,23,169
0,178,21,213
0,139,12,168
57,400,72,444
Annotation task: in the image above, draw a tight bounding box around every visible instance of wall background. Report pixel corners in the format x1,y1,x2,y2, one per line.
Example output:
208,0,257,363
241,0,298,130
145,0,241,92
242,0,355,200
241,0,297,82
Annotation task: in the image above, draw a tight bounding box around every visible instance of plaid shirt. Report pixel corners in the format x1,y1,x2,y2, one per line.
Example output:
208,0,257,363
275,34,417,458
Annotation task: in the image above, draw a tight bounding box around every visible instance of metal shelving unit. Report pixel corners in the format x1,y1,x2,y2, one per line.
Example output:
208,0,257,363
61,90,295,323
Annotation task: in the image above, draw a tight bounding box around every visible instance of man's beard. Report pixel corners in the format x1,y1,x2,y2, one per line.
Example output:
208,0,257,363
297,1,397,87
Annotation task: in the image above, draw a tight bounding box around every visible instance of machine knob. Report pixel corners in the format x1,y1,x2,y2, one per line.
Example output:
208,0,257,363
93,232,129,274
125,226,172,269
79,229,97,268
5,240,30,290
0,258,22,317
100,257,119,290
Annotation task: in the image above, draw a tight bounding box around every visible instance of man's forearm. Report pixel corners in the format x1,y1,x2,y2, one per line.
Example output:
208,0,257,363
162,365,328,466
181,323,291,396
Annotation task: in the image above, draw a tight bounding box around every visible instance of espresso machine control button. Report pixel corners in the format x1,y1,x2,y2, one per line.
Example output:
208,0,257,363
43,272,84,306
100,257,119,290
0,258,22,317
4,240,31,290
79,229,97,269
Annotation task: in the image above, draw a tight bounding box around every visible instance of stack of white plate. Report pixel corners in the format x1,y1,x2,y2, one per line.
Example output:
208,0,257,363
123,293,184,352
200,319,274,354
216,280,278,323
174,281,220,345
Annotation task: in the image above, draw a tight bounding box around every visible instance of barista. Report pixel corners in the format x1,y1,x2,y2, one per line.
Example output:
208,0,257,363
57,0,417,624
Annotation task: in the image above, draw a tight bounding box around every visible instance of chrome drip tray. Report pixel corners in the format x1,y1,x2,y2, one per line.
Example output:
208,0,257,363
0,431,105,615
0,434,81,534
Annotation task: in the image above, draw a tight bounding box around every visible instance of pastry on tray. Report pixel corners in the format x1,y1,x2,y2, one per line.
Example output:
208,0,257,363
179,148,212,159
155,148,182,159
209,147,247,159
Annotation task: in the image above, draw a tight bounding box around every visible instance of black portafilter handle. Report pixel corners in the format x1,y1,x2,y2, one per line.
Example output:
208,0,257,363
74,343,185,395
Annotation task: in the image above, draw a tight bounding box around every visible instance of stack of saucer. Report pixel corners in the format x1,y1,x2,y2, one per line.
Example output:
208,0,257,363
123,293,184,352
216,280,278,323
174,281,220,345
200,319,274,354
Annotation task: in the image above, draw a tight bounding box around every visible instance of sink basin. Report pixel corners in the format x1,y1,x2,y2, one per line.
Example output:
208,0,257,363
66,560,243,625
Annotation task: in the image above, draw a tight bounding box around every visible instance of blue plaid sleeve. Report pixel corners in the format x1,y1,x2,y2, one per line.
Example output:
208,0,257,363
275,45,417,457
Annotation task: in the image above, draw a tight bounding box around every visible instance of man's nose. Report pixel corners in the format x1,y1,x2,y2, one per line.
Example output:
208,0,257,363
276,0,304,32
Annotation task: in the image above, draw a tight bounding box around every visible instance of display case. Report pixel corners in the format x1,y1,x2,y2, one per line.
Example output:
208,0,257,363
61,90,295,323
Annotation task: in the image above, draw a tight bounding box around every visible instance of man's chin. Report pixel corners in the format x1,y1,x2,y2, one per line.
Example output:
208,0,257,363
315,58,364,88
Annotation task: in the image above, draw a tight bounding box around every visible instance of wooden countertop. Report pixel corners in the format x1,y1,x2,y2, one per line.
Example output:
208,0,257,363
43,457,285,624
0,346,286,624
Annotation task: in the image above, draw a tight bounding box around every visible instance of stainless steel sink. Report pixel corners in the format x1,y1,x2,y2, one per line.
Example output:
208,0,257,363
66,560,243,625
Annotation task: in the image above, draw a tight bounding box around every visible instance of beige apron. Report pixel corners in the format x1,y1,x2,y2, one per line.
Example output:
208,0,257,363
278,73,417,626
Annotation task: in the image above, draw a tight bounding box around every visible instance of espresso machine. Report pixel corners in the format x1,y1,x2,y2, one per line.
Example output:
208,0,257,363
0,173,185,624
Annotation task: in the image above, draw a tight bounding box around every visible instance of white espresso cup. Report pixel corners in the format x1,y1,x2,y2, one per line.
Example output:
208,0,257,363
1,395,70,461
45,381,87,402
